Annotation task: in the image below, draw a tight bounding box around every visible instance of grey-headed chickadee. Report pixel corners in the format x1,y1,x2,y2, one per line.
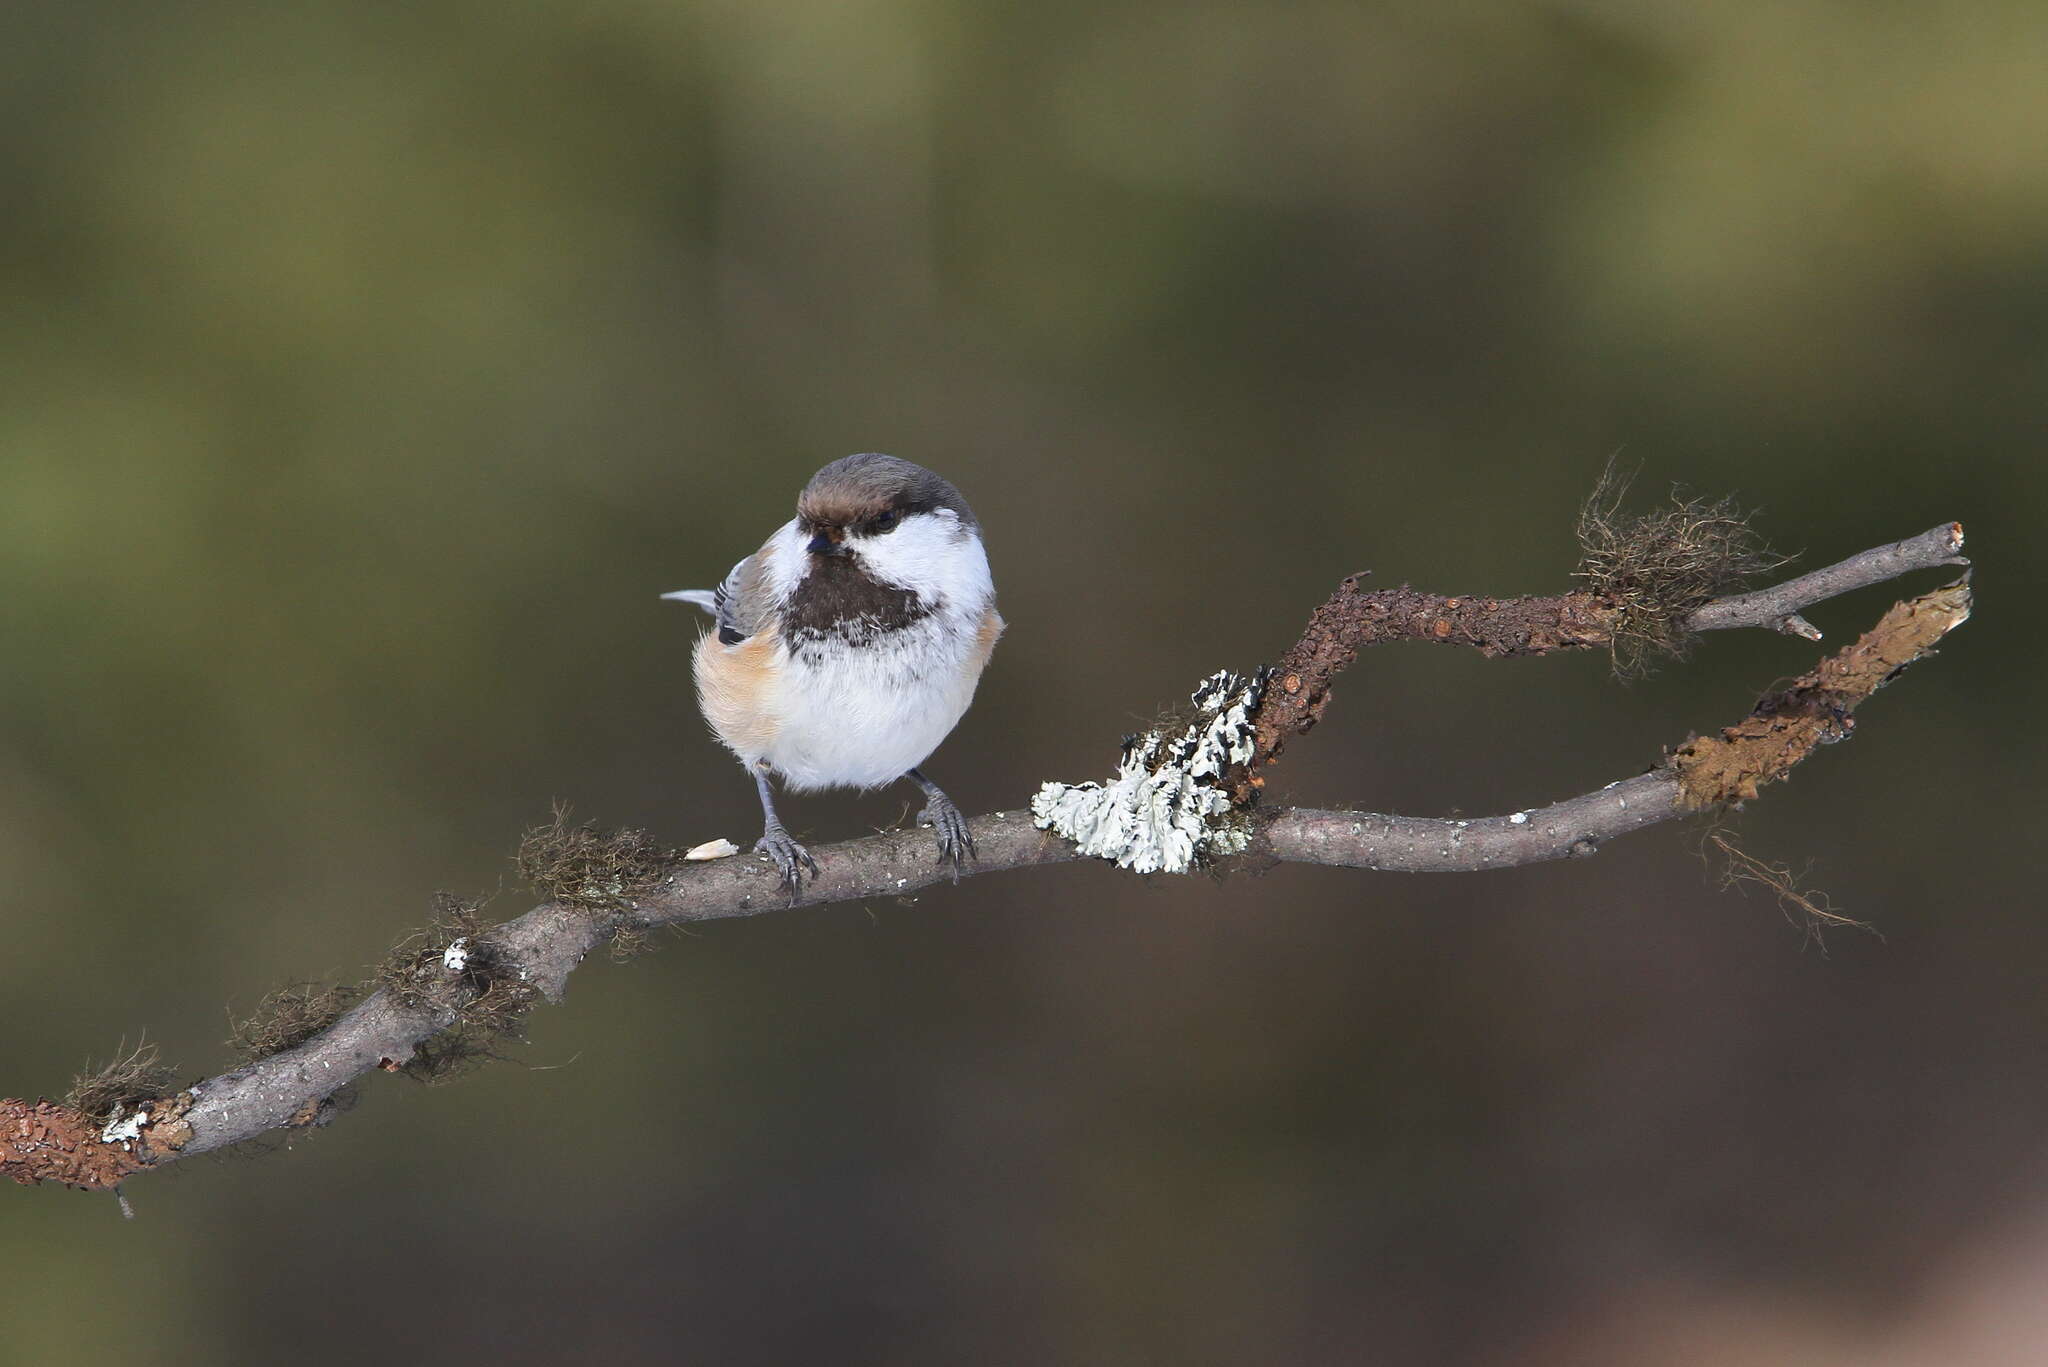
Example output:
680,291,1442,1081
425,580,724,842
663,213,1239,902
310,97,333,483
664,454,1003,890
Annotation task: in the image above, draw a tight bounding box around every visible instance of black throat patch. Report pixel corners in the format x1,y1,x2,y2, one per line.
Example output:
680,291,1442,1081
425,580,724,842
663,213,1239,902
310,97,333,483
783,553,933,645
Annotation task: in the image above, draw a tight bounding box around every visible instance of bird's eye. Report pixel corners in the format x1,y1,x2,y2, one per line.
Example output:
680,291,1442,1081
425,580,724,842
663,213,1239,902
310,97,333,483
870,511,900,534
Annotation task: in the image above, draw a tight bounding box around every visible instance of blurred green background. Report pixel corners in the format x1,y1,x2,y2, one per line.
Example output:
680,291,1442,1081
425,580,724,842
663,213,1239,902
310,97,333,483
4,1,2044,1363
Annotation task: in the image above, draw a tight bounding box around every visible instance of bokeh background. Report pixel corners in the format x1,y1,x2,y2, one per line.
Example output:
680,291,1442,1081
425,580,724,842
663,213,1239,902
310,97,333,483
4,2,2044,1363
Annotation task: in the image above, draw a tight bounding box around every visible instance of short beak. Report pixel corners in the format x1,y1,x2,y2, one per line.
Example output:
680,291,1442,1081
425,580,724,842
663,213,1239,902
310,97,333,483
807,527,847,557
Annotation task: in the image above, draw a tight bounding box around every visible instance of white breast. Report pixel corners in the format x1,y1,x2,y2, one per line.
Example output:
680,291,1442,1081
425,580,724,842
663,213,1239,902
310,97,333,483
767,604,993,790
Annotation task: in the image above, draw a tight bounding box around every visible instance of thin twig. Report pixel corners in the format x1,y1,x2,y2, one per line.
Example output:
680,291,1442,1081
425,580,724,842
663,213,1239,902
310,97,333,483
1238,523,1968,801
1684,522,1966,634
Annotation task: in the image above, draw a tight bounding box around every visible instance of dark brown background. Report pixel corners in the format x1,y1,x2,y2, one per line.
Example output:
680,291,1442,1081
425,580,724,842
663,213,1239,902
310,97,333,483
3,3,2043,1363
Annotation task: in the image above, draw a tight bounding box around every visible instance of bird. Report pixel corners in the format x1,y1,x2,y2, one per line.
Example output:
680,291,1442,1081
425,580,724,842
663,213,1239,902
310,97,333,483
664,454,1003,893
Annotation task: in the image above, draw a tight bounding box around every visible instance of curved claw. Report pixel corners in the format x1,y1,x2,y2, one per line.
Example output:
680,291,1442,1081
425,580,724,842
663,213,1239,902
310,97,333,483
915,793,976,880
754,827,819,898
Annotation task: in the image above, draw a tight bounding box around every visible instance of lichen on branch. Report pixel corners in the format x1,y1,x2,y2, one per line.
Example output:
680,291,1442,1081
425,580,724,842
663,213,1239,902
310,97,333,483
1032,668,1269,872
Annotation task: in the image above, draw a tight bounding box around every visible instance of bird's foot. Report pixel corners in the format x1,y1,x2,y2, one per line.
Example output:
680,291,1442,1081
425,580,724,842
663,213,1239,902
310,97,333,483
754,825,819,898
915,790,976,880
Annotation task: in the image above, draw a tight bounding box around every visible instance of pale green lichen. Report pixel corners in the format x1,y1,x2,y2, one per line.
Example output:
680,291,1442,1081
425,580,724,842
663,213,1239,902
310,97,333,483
1032,668,1269,873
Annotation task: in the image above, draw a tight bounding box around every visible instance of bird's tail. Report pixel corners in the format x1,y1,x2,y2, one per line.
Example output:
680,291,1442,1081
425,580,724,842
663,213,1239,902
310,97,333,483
660,589,718,616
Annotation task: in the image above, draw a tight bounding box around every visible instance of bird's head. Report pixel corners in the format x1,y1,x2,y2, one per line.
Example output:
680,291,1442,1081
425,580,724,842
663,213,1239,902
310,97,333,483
792,453,985,595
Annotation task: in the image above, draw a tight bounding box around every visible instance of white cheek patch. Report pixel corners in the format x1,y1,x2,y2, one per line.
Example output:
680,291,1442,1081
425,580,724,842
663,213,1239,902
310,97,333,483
855,510,993,608
1031,668,1270,874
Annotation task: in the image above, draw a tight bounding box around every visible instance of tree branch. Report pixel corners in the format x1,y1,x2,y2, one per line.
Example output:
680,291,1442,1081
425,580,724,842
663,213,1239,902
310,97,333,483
1237,522,1968,800
1682,521,1966,635
1263,578,1971,869
1,525,1971,1201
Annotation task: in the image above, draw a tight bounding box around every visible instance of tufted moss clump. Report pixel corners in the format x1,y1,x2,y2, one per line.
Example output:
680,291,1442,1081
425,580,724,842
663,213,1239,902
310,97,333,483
372,891,543,1083
1575,461,1791,678
399,973,541,1086
65,1039,175,1124
377,892,488,1012
517,803,675,910
228,981,362,1060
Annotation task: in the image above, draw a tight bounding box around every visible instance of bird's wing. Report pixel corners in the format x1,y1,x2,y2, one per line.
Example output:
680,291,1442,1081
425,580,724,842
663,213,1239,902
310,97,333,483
661,542,776,646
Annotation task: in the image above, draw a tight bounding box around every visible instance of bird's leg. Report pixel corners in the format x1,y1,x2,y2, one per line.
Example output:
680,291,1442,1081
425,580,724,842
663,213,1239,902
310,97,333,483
906,767,974,878
751,764,817,895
